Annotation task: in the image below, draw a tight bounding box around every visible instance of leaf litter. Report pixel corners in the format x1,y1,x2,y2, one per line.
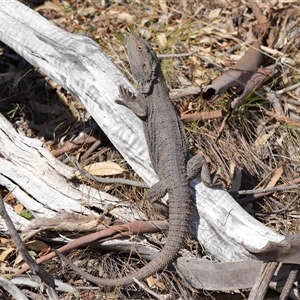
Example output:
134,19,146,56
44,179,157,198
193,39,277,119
1,0,300,299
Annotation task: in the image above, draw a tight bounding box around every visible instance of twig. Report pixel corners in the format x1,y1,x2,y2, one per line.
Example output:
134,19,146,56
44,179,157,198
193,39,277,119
264,110,300,127
287,98,300,107
80,139,101,162
279,264,300,300
158,50,197,59
240,177,300,205
46,286,60,300
233,184,300,195
216,111,232,141
247,0,274,48
10,275,77,293
248,0,268,27
0,194,55,288
248,262,279,300
255,196,299,217
181,110,223,123
170,86,201,100
51,136,98,157
275,81,300,95
265,93,284,115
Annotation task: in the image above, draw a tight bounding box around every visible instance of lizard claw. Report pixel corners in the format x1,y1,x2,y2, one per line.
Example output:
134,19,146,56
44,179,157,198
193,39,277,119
115,85,147,118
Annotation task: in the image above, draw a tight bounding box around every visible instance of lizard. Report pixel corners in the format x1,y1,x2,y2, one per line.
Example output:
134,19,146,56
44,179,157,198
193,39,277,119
55,34,212,286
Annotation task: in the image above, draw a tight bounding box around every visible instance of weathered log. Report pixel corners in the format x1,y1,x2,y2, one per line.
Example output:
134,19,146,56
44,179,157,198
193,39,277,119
0,2,299,297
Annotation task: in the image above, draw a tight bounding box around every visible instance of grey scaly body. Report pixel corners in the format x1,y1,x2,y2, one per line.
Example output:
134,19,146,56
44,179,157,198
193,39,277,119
55,35,211,286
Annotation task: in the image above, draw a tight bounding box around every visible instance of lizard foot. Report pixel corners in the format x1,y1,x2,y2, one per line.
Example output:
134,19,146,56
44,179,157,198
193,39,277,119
115,85,147,118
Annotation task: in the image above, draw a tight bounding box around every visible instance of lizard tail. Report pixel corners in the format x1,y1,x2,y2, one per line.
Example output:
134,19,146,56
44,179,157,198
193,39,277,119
56,189,191,286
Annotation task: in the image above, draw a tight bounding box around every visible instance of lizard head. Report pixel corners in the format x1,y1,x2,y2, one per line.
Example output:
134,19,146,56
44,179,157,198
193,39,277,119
127,35,159,95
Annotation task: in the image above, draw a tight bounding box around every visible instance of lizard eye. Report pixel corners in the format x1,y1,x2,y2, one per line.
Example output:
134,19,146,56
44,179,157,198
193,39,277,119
137,45,143,51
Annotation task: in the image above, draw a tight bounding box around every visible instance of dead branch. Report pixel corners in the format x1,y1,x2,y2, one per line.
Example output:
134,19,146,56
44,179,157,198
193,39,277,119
264,110,300,127
170,86,201,99
17,220,168,274
240,177,300,205
202,41,264,108
248,262,279,300
181,110,223,123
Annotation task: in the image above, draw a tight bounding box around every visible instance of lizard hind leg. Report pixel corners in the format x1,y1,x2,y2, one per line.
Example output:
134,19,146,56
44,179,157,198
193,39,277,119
115,85,147,118
146,180,168,215
187,154,212,187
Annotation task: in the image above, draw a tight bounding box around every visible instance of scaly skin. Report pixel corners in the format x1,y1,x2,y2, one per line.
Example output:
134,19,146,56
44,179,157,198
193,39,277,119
55,35,211,286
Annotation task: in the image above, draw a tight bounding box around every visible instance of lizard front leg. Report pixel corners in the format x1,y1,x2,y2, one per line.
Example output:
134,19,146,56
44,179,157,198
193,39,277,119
115,85,147,119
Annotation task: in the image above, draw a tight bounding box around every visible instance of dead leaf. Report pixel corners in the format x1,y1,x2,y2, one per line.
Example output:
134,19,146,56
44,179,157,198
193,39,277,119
198,36,212,44
157,33,167,47
195,78,207,85
208,8,222,20
146,276,165,289
77,6,97,17
82,161,124,177
108,10,133,23
0,237,9,244
266,167,284,188
276,132,287,147
0,247,15,261
192,68,205,78
158,0,168,15
14,203,23,215
25,240,49,252
254,128,275,148
15,253,26,266
141,17,152,27
34,1,64,13
190,56,201,66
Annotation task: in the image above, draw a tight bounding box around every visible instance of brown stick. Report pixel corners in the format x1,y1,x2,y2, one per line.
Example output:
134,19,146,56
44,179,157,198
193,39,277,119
247,0,275,48
240,177,300,205
16,220,168,274
181,110,223,123
264,110,300,127
248,0,268,27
